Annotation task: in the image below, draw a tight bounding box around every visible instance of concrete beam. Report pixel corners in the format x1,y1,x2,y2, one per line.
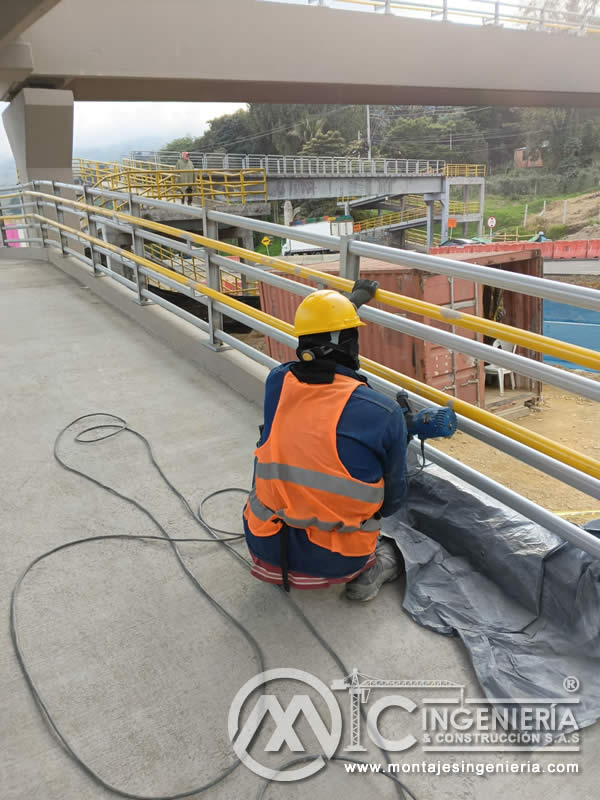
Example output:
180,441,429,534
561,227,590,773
15,0,600,107
0,0,62,48
0,41,34,101
267,176,444,201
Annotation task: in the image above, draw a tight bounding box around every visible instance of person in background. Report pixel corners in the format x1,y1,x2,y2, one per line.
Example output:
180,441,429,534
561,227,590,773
243,284,409,601
175,151,194,205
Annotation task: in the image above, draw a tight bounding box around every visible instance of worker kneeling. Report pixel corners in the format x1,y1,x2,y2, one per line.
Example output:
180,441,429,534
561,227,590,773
243,282,409,601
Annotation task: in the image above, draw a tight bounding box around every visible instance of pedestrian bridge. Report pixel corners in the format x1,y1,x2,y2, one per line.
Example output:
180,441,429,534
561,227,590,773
76,156,485,205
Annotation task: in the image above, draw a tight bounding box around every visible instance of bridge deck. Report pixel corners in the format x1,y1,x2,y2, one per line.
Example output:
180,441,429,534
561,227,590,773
1,258,597,799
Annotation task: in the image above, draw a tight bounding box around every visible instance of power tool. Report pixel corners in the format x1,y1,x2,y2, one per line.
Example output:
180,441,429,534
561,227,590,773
396,390,457,441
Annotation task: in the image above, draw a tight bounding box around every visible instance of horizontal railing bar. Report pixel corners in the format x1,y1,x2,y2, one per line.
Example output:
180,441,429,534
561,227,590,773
211,254,311,296
143,287,210,331
359,305,600,402
21,193,600,369
350,239,600,313
139,267,204,299
365,372,600,501
32,208,600,495
137,229,203,260
140,254,600,500
207,208,342,250
215,328,280,371
143,255,600,501
423,445,600,558
212,252,600,401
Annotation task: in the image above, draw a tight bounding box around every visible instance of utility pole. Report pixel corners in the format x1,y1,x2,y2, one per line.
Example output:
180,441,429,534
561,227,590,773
366,105,372,160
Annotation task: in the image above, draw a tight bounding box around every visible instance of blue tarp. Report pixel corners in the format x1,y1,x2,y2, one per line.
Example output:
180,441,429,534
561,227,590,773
543,300,600,372
382,458,600,734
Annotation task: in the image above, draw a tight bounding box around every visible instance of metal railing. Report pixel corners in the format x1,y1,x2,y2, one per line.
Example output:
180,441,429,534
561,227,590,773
353,207,428,232
271,0,600,36
393,194,481,214
405,228,441,247
354,195,480,235
74,159,268,205
2,180,600,558
128,152,484,178
142,241,259,296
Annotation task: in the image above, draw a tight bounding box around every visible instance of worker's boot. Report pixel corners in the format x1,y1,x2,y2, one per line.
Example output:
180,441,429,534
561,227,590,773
345,536,403,602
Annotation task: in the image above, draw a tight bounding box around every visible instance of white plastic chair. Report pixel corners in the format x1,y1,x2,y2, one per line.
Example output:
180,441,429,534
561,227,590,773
484,339,516,396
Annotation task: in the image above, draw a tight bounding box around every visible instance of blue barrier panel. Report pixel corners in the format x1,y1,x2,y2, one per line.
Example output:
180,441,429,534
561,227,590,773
543,300,600,372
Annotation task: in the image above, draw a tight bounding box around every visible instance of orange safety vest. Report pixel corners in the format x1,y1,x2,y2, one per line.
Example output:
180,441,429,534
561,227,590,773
244,371,384,557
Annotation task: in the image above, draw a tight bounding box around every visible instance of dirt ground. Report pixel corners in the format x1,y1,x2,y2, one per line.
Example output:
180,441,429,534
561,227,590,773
434,374,600,525
535,190,600,232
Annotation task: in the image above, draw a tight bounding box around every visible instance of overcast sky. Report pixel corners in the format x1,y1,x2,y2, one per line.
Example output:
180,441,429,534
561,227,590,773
0,101,247,163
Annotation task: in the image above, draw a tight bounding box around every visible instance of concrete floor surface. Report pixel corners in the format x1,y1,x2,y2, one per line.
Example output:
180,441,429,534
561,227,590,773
1,258,596,800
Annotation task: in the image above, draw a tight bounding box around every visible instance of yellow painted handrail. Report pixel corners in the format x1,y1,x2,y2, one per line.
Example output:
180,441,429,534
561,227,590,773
75,158,268,205
22,189,600,372
353,207,427,232
446,164,487,177
27,207,600,480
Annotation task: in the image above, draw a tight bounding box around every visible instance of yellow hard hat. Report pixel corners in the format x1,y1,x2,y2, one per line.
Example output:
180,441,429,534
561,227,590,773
293,289,365,337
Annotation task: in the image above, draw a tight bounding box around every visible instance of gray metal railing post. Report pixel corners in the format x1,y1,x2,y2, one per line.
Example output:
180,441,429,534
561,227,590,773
53,181,66,256
203,209,225,350
494,0,500,24
339,234,360,282
82,185,101,275
442,0,448,20
128,193,151,305
33,190,45,248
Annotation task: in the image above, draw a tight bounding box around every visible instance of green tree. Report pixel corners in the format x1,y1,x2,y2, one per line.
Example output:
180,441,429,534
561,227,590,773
300,130,346,156
161,135,196,154
381,115,487,163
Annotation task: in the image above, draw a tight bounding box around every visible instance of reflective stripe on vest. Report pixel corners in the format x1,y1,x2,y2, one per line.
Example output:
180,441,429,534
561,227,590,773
248,488,380,533
248,370,383,557
254,463,384,505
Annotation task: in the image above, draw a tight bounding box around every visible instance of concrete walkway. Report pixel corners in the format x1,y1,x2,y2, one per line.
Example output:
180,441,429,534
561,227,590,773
1,257,597,800
544,260,600,275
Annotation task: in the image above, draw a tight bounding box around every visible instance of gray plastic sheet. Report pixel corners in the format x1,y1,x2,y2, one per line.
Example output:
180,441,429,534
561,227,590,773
381,460,600,731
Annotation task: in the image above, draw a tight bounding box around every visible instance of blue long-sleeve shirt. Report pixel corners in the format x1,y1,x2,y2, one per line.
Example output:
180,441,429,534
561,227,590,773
244,362,408,579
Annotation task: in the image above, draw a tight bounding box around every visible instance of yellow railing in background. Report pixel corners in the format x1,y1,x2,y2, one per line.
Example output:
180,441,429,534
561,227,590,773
353,206,428,232
74,159,268,206
446,164,487,177
143,240,259,296
405,228,441,247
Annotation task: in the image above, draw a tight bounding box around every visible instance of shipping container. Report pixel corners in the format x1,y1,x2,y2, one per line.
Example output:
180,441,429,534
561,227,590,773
259,249,543,412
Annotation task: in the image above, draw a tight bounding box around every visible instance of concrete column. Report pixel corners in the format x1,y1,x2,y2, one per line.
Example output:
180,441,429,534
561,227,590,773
425,200,435,251
283,200,294,227
463,185,469,237
478,179,485,237
3,88,79,254
2,88,74,184
440,178,450,244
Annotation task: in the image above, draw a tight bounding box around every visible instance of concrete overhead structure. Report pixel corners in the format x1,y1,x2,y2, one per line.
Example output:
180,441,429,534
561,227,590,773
3,87,74,183
3,0,600,107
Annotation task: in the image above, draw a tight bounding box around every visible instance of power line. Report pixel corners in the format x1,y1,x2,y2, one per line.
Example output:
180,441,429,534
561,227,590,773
196,104,358,152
